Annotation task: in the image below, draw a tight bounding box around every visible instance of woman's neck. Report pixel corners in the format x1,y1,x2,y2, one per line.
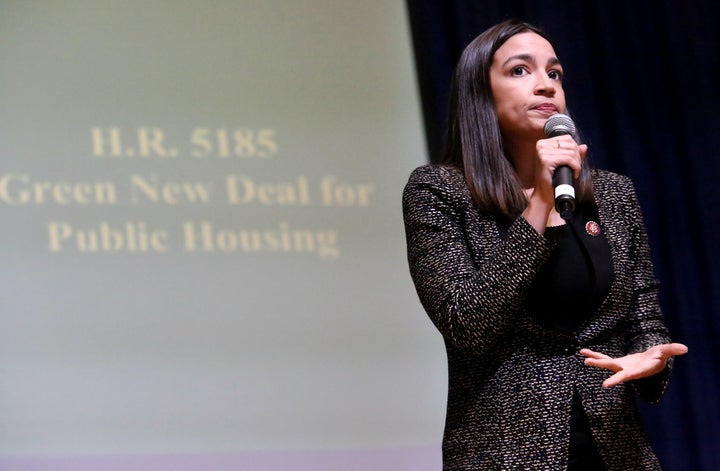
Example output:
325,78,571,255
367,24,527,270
504,138,538,189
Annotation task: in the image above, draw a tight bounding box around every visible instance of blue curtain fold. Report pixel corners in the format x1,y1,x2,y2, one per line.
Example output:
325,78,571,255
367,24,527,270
405,1,720,469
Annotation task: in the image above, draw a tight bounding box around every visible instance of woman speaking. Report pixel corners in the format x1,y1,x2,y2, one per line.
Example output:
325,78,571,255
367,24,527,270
402,19,687,470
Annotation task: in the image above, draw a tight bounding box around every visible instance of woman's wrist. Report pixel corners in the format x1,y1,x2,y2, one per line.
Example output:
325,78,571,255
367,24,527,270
522,196,553,234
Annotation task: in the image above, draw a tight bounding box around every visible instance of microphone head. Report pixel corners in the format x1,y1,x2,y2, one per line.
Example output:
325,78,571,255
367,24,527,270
544,113,577,139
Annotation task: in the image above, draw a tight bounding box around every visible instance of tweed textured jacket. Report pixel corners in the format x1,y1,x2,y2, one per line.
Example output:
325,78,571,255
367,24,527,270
402,165,674,471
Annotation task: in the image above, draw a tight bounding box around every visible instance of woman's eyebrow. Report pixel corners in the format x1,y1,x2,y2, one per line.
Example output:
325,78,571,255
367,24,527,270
502,54,560,67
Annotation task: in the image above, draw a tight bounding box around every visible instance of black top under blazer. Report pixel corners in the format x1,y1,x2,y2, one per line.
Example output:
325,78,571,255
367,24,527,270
402,165,674,470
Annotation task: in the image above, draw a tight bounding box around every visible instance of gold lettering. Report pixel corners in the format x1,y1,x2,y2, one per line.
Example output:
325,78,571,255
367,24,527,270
48,222,73,251
191,128,278,159
130,174,211,204
0,174,117,205
225,175,311,205
182,221,339,260
321,176,375,207
91,127,123,157
138,127,174,157
48,221,169,253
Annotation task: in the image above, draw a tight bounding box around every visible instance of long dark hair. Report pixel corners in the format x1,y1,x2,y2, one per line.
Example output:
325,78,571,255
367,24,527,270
441,19,592,219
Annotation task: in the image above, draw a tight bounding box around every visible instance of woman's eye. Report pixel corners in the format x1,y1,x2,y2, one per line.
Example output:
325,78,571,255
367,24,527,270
511,66,527,76
548,70,563,81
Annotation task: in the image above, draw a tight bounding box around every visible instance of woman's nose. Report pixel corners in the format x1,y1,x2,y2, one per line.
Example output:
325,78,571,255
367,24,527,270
534,74,556,96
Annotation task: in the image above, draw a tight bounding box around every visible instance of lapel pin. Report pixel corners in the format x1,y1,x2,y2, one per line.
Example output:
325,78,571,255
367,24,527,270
585,221,601,237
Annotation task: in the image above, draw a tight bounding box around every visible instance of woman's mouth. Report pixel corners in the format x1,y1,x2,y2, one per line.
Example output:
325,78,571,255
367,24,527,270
533,103,558,113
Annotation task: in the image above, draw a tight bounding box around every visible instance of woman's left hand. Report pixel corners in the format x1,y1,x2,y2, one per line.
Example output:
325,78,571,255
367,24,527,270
580,343,688,388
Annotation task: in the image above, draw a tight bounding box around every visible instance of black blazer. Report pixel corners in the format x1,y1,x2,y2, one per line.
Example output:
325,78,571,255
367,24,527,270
403,165,674,470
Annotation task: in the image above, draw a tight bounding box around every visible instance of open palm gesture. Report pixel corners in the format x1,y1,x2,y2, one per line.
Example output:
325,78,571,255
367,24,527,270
580,343,688,388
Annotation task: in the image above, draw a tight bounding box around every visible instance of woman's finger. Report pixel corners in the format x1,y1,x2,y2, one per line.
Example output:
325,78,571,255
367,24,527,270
603,370,628,388
584,358,621,372
664,343,689,356
579,348,611,360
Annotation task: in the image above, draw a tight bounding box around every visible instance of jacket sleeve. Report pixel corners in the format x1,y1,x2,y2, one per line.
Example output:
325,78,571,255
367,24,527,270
402,165,554,354
616,174,674,402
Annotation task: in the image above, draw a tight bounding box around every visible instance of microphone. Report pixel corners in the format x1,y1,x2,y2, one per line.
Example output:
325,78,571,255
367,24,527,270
543,113,577,220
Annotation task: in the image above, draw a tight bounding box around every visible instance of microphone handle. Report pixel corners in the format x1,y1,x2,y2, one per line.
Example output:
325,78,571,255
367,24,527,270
552,165,575,220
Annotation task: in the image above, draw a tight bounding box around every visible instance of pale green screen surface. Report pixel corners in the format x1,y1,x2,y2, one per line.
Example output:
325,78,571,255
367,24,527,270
0,0,445,457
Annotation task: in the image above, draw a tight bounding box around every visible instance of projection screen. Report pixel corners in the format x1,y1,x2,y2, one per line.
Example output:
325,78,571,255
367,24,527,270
0,1,446,469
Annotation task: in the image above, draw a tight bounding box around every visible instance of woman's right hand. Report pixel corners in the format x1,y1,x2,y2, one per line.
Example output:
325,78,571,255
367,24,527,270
522,136,587,232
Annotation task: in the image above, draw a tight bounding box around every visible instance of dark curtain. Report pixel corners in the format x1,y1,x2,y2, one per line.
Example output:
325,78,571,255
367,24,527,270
405,1,720,469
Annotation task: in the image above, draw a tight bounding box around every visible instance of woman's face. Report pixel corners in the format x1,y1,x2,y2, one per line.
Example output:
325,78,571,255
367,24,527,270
489,32,566,141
